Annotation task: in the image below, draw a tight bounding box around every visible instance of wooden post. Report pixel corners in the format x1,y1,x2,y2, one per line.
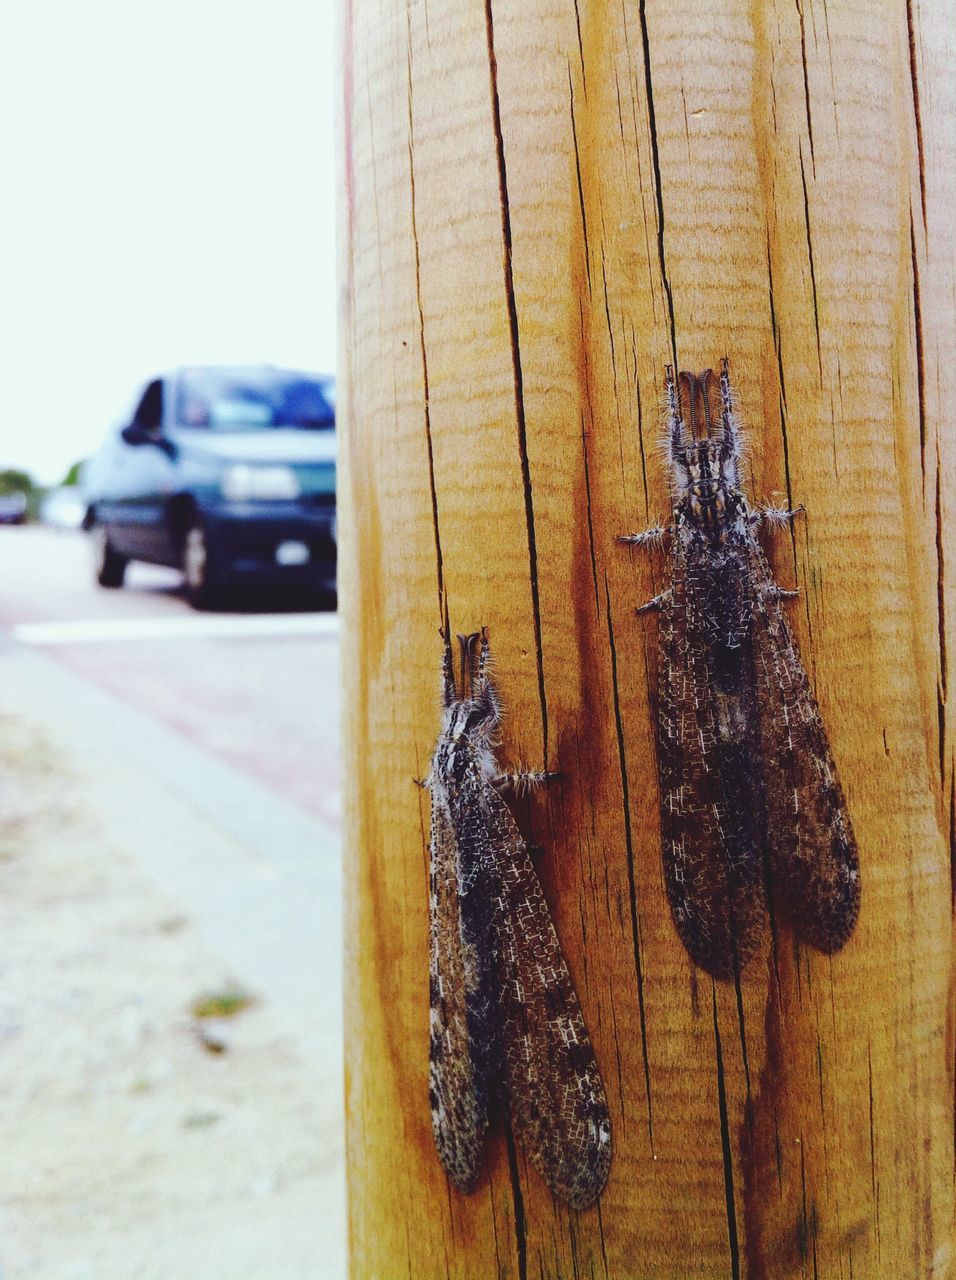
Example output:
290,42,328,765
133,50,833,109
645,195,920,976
337,2,954,1276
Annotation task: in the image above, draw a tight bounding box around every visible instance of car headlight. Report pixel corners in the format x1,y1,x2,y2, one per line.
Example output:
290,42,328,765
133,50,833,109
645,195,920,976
221,464,300,501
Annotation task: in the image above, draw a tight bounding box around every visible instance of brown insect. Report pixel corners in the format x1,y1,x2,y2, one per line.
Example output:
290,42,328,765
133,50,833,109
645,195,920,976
423,628,611,1206
619,360,860,977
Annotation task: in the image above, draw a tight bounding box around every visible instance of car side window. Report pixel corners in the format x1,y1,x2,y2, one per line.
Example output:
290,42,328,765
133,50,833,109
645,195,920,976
131,379,164,434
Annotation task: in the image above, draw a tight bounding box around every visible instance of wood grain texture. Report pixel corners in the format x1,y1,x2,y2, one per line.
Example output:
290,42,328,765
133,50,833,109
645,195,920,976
337,1,955,1276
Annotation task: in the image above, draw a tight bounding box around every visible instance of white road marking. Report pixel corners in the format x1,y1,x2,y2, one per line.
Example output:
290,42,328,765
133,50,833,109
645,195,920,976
12,612,340,646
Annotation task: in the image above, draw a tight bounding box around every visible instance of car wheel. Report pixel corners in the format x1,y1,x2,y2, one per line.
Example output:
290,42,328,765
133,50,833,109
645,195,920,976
92,524,128,588
182,518,221,609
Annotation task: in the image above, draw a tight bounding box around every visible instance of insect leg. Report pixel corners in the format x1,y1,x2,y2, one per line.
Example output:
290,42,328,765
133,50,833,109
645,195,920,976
751,503,805,530
616,525,669,548
493,768,559,794
748,534,802,602
637,590,673,614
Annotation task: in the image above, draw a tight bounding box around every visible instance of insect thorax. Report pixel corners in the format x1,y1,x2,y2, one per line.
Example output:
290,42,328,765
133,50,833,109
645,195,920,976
673,441,748,547
429,703,498,805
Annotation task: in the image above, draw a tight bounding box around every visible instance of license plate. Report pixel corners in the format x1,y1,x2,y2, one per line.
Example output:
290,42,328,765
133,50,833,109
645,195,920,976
276,540,310,566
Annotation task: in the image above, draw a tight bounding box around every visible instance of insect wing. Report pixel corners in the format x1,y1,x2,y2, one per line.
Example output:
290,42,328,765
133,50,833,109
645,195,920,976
473,782,611,1208
748,544,861,951
428,799,489,1192
656,545,766,977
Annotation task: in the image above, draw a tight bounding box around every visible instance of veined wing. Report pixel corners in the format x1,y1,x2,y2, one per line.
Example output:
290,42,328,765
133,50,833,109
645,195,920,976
657,544,766,977
748,543,860,952
428,799,489,1192
468,782,611,1208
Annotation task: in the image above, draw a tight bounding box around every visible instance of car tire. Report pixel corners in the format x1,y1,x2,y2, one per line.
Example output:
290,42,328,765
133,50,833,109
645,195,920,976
92,524,128,588
182,517,221,609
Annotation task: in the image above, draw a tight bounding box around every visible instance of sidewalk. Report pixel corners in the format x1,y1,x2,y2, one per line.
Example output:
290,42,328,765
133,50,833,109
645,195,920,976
0,644,345,1278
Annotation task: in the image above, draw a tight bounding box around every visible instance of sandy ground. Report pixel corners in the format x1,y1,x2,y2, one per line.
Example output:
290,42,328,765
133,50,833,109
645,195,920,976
0,713,342,1279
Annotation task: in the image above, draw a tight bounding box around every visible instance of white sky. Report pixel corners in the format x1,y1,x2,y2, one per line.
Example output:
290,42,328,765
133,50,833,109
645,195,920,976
0,1,337,484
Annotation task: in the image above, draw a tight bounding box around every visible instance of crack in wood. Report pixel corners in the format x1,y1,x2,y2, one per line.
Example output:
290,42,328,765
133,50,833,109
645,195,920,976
503,1119,528,1280
905,0,927,231
569,63,593,297
712,991,742,1280
405,3,445,622
485,0,550,763
798,141,823,380
604,575,655,1152
636,0,677,364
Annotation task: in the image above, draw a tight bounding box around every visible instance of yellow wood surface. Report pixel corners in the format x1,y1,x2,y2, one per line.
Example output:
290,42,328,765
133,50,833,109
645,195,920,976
337,1,955,1276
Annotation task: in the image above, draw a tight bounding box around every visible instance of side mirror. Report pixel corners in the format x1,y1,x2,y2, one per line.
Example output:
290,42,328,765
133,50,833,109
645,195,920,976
121,423,154,445
121,424,175,456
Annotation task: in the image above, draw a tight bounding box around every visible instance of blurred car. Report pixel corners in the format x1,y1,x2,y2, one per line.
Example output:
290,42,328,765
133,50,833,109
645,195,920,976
0,492,28,524
82,366,336,606
39,486,87,530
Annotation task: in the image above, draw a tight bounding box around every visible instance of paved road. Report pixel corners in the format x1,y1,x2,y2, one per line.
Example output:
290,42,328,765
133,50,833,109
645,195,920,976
0,525,346,1271
0,526,341,828
0,526,344,1032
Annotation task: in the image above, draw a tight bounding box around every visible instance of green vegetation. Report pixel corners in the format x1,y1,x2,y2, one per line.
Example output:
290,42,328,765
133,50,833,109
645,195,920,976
190,989,254,1019
0,460,87,522
0,467,41,520
0,468,35,496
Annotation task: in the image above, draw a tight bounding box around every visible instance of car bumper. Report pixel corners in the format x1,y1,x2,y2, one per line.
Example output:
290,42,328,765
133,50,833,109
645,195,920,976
203,500,337,582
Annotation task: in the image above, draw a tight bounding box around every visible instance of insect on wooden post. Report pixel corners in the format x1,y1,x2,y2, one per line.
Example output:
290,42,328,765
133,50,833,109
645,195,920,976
618,361,860,978
339,2,955,1277
423,627,611,1207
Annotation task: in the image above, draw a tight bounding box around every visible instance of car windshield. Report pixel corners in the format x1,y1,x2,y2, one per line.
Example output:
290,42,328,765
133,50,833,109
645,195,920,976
175,369,335,431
